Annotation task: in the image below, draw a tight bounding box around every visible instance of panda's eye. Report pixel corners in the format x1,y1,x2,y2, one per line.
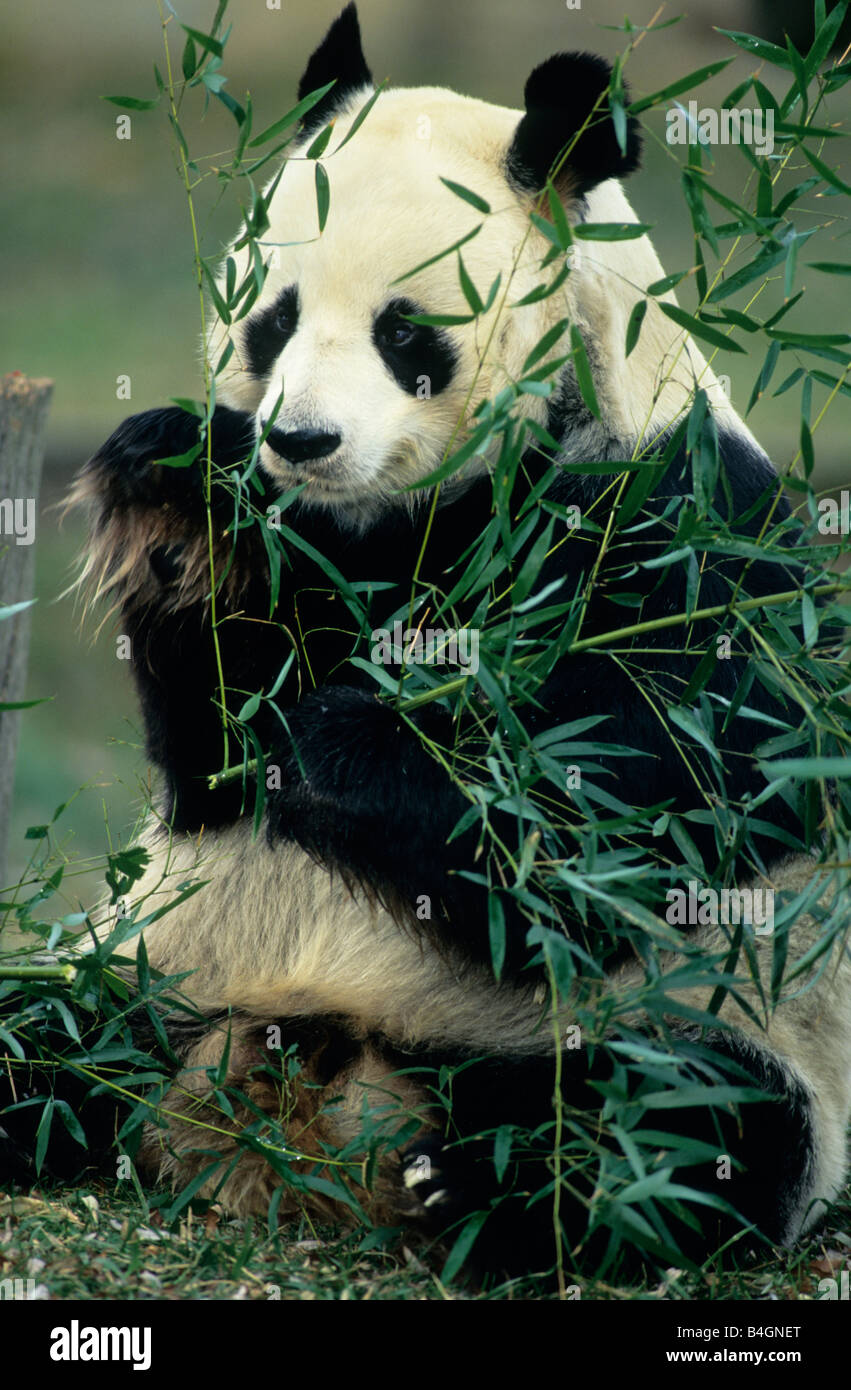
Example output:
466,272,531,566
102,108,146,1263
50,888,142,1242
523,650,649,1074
387,321,416,348
376,315,416,350
270,286,299,339
375,299,422,352
274,299,296,335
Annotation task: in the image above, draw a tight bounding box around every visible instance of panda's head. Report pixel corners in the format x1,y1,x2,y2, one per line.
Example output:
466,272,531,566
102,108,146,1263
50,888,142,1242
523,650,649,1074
213,4,668,522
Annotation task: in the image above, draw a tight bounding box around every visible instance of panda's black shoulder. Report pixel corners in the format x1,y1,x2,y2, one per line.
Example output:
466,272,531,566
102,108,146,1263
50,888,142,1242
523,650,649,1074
714,424,792,529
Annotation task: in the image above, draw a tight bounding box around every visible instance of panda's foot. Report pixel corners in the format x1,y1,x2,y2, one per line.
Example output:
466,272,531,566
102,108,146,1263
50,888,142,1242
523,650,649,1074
401,1134,561,1284
402,1135,471,1226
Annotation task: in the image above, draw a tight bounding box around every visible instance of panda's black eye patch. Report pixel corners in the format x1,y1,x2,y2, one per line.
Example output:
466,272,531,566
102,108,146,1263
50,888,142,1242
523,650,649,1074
244,285,300,379
373,297,457,397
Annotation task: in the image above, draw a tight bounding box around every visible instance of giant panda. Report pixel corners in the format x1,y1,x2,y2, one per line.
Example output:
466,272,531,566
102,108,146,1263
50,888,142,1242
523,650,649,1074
6,4,851,1284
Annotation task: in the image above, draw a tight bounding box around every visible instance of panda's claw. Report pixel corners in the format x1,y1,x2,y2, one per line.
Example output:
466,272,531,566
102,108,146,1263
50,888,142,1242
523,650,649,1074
423,1188,451,1209
403,1161,433,1190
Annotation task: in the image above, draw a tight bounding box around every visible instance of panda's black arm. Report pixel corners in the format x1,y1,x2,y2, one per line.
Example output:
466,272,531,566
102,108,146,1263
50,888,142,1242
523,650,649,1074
78,406,462,832
75,405,300,828
131,588,296,829
527,438,805,871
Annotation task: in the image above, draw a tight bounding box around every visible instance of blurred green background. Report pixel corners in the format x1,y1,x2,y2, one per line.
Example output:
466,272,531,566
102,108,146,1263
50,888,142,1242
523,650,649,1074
3,0,849,904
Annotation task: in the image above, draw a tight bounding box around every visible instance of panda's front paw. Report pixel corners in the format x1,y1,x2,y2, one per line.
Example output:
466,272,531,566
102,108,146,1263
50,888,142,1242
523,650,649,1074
265,685,450,828
264,685,467,930
266,687,392,808
82,404,254,512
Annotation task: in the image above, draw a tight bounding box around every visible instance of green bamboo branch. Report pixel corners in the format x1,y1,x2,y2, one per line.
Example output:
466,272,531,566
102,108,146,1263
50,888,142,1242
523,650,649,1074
207,578,844,787
547,958,567,1301
400,579,843,711
158,2,230,773
0,963,77,981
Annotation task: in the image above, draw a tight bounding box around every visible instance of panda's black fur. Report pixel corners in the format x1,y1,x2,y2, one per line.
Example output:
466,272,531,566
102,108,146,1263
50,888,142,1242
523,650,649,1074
2,5,849,1284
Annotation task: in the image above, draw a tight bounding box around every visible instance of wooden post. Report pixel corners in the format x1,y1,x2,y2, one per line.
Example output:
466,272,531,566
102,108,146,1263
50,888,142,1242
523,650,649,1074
0,372,53,889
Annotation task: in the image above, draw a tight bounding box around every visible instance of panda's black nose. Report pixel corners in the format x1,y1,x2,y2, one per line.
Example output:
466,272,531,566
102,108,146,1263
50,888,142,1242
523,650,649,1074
266,427,341,465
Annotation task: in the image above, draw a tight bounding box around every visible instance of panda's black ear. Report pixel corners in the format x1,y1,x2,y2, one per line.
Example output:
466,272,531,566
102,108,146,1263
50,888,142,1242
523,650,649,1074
506,52,640,198
297,4,374,139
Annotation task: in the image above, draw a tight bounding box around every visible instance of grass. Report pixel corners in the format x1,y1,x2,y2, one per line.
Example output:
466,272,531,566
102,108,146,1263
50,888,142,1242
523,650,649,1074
1,1181,848,1301
0,1186,451,1302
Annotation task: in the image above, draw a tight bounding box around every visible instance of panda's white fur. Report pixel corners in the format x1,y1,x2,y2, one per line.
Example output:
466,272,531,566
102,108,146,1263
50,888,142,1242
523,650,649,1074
51,5,848,1275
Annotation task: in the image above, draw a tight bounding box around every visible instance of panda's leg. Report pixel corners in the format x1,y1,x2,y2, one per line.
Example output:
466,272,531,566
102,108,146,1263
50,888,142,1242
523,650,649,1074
400,1032,821,1281
650,859,851,1247
402,860,851,1280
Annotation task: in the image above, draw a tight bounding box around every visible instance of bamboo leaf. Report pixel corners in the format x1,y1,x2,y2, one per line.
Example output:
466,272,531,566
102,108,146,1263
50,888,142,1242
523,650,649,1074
439,177,491,214
760,757,851,779
574,222,652,241
531,211,568,250
805,145,851,195
706,244,788,305
668,705,722,766
182,36,197,80
458,252,484,315
442,1209,489,1282
315,162,330,232
332,81,386,153
570,324,601,418
0,599,36,621
512,261,571,305
248,82,336,146
305,122,334,159
405,312,475,327
102,94,158,110
806,0,850,78
785,35,809,114
180,24,224,58
493,1124,513,1182
523,319,569,372
546,180,572,249
801,591,818,648
35,1098,54,1175
488,895,506,982
627,60,734,114
647,270,690,296
201,260,231,325
402,419,491,491
392,227,481,285
152,442,203,470
625,299,647,357
482,273,502,313
766,330,850,348
715,30,792,69
659,303,746,353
